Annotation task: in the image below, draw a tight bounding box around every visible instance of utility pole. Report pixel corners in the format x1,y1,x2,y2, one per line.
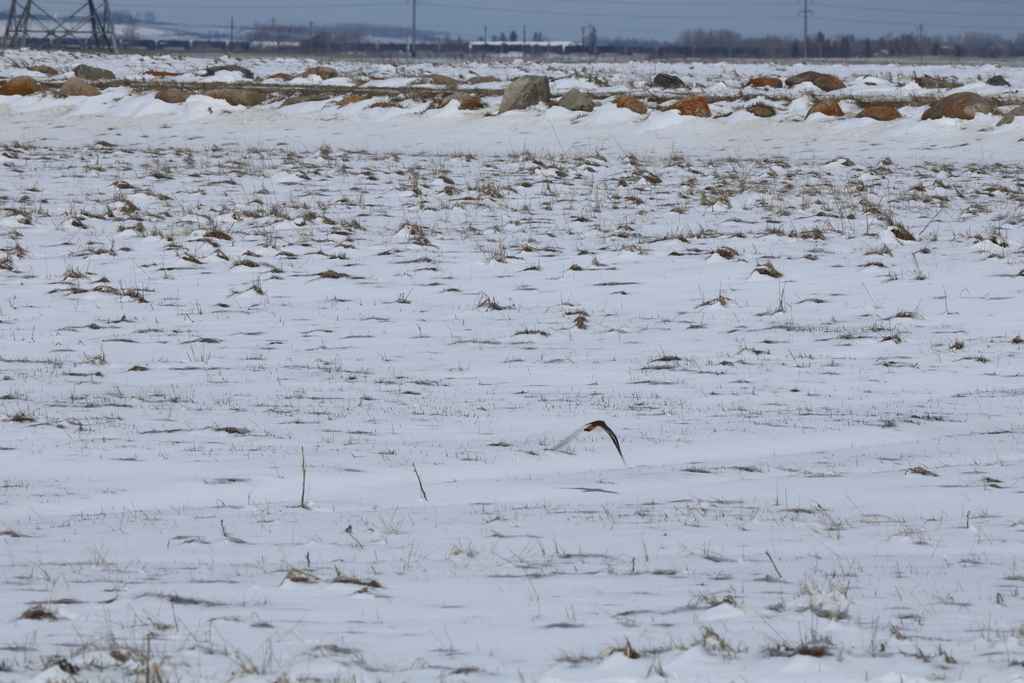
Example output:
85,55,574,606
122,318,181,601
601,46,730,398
411,0,417,57
799,0,810,59
229,16,233,52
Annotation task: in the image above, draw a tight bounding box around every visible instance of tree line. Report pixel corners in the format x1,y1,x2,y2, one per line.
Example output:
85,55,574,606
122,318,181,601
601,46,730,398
674,28,1024,59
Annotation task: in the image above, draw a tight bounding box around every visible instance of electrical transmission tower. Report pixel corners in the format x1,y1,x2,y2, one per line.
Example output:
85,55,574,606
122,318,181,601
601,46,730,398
798,0,811,59
4,0,119,53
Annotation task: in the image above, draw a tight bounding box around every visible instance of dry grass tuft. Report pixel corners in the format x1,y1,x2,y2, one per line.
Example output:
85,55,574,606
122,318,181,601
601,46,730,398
754,261,783,278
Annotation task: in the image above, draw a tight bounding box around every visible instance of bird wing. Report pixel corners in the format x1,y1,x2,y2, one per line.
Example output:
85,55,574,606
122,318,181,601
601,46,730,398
550,421,628,466
549,424,588,453
592,422,626,465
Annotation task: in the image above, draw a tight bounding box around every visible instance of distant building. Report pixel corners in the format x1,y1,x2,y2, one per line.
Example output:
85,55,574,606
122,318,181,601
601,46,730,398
250,40,302,50
468,40,574,53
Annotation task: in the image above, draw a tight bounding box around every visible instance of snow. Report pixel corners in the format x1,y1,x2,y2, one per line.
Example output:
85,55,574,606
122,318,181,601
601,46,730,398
1,49,1024,682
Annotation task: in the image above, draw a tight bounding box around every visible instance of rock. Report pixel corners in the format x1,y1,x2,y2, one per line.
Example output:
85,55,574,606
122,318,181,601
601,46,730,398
58,76,100,97
997,105,1024,126
27,65,58,76
555,88,595,112
915,75,958,89
467,75,499,84
0,75,40,96
300,66,338,80
144,70,182,77
204,88,264,107
204,64,254,79
855,105,901,121
281,94,329,106
652,73,684,89
746,76,783,88
424,73,459,86
746,104,776,117
786,71,845,91
264,73,294,81
986,74,1010,86
664,96,711,117
786,70,822,86
440,92,486,110
812,74,846,91
498,75,550,114
74,64,115,80
806,98,843,118
921,92,997,120
337,94,372,107
612,95,647,114
456,95,485,110
155,89,191,104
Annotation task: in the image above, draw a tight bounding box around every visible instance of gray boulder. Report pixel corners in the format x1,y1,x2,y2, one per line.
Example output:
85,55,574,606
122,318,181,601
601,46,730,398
785,70,821,86
987,74,1010,86
74,64,115,80
556,88,595,112
498,75,550,114
915,75,958,89
204,64,255,79
652,73,684,89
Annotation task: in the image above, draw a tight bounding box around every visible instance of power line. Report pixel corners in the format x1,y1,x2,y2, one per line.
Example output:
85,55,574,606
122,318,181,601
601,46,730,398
422,2,791,20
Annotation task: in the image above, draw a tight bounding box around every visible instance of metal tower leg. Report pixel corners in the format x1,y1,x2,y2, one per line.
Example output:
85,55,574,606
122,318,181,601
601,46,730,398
3,0,118,52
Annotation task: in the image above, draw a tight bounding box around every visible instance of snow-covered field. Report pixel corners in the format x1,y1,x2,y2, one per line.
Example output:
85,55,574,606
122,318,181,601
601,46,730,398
3,50,1024,682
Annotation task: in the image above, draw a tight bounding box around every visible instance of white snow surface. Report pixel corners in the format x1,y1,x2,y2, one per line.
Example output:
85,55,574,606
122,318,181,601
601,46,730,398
2,50,1024,682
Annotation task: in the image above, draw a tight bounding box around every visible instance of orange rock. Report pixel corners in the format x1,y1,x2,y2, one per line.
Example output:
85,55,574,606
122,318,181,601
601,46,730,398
337,94,372,107
786,71,846,91
805,98,843,118
467,75,499,84
425,73,459,86
265,72,294,81
28,65,58,76
457,95,485,110
144,70,182,77
612,95,647,114
370,102,397,108
812,74,846,91
855,105,901,121
921,92,998,120
0,75,40,96
746,76,783,88
664,96,711,117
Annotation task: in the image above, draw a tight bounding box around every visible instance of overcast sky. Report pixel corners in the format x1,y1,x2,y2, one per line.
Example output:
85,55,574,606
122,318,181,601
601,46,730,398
93,0,1024,42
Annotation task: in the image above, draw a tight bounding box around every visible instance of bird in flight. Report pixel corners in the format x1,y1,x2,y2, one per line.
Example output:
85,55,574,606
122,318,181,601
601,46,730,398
550,420,626,465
